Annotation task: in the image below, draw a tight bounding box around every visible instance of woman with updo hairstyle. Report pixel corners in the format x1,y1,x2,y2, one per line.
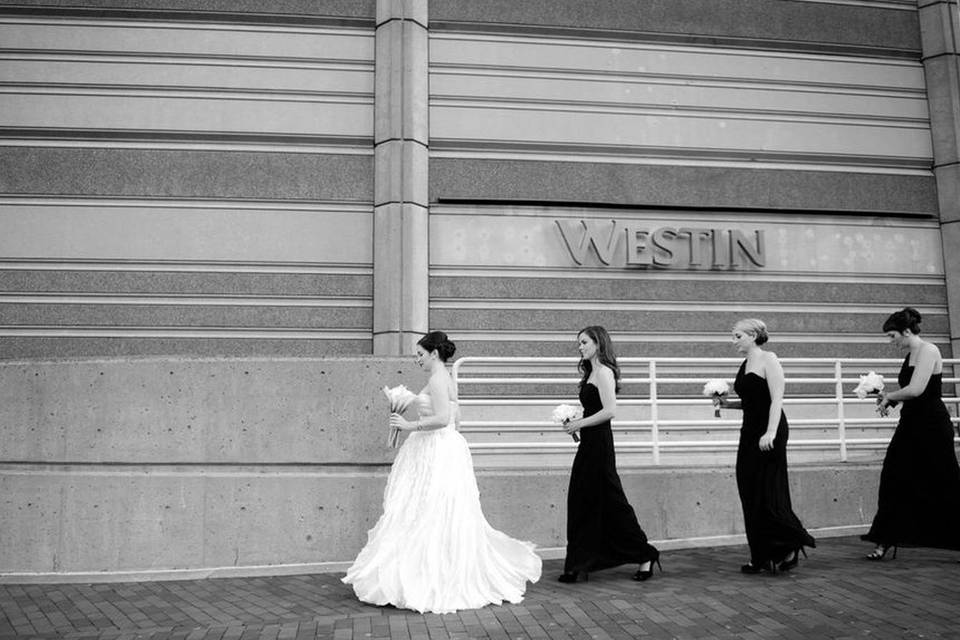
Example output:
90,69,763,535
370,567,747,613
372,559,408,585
417,330,456,362
343,331,541,614
861,308,960,560
715,318,815,573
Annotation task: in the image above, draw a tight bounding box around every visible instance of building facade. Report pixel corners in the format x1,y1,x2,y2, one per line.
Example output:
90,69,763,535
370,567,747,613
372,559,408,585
0,0,957,361
2,0,960,579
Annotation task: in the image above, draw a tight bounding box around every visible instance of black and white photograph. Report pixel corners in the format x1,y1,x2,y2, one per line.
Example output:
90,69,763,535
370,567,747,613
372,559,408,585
1,1,959,638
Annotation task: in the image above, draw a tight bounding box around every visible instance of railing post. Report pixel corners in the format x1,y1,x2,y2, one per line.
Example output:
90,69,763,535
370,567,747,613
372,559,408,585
452,358,463,386
649,360,660,465
835,360,847,462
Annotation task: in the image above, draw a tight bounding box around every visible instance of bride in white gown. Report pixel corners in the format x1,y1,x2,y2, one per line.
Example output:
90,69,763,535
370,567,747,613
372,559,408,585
342,331,542,614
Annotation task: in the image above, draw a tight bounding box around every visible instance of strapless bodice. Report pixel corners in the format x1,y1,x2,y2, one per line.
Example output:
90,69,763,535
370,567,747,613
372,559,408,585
416,393,459,430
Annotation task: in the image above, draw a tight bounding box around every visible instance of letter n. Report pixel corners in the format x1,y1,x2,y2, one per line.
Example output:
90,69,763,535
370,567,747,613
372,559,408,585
730,230,766,268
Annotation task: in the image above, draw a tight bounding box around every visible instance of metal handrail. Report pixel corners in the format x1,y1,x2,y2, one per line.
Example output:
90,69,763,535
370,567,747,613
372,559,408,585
451,357,960,464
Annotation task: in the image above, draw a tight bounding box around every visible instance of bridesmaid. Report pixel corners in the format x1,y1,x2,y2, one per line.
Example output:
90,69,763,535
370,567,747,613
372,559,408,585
861,308,960,559
558,326,660,582
716,318,815,573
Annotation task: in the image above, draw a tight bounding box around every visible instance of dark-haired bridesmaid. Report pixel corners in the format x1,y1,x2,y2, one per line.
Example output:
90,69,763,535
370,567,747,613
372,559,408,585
557,325,660,583
861,308,960,559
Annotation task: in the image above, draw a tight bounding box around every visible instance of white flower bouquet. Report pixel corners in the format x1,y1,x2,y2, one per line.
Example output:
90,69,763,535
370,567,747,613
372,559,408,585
702,379,730,418
852,371,885,399
383,384,417,448
853,371,892,416
551,403,583,442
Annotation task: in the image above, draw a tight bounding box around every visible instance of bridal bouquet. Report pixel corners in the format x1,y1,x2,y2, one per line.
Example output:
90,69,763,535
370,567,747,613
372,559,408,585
551,403,583,442
702,379,730,418
852,371,885,399
383,384,417,448
852,371,891,416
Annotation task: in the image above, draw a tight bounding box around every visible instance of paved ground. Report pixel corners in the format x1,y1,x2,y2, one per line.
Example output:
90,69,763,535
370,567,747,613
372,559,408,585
2,536,959,640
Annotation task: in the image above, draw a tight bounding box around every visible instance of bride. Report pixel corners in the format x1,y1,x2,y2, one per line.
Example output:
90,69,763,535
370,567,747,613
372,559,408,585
342,331,542,614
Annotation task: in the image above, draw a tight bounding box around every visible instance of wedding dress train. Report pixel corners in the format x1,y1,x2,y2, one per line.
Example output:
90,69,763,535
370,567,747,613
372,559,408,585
343,394,542,614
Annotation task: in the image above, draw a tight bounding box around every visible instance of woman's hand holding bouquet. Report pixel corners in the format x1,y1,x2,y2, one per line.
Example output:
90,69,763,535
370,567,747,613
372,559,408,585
552,403,583,442
703,379,730,418
853,372,892,417
383,384,417,448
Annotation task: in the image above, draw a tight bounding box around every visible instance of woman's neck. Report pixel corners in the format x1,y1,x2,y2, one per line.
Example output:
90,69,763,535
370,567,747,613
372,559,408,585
587,356,602,376
905,335,923,355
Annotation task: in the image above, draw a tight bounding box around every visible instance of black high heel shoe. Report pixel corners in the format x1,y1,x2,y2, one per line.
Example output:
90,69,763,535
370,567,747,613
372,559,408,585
866,545,897,561
741,560,775,574
632,557,663,582
557,571,588,583
778,547,808,572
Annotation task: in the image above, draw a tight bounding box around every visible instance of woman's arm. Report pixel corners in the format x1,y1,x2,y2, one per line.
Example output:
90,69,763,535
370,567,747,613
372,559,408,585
389,373,451,432
717,396,743,410
564,367,617,436
759,351,785,451
882,342,939,405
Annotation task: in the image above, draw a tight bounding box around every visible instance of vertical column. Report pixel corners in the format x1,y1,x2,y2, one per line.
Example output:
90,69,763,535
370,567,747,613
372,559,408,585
373,0,429,354
919,1,960,356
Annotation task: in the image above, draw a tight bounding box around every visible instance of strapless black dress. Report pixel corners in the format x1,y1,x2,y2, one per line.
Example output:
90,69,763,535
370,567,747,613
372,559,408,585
563,383,659,573
734,362,815,565
862,357,960,550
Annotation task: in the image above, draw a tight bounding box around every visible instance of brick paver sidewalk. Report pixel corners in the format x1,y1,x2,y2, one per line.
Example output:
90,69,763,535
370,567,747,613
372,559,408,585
2,536,959,640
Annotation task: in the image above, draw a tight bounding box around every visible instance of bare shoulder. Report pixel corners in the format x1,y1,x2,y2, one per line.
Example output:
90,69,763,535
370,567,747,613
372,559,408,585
918,340,943,365
595,365,615,382
920,340,941,357
762,350,784,375
428,370,448,394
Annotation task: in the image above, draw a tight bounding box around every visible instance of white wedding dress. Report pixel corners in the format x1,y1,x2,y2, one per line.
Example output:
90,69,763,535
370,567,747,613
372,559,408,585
342,393,542,614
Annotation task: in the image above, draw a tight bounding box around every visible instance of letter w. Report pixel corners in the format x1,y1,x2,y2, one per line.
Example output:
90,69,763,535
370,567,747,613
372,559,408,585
556,219,621,265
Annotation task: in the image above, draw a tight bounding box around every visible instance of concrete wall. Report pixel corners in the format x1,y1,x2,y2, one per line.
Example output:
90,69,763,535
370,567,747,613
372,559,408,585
1,356,882,581
0,356,416,577
484,464,881,553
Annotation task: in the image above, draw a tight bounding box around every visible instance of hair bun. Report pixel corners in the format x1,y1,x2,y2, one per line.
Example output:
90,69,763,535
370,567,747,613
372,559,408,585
882,307,923,334
438,337,456,361
418,331,457,362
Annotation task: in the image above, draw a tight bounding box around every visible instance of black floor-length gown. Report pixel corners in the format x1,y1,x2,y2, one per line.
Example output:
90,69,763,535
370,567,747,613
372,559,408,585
861,357,960,550
735,362,815,566
564,383,659,574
